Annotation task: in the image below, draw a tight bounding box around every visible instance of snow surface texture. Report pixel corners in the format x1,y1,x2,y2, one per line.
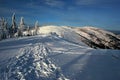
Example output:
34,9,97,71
0,41,69,80
0,26,120,80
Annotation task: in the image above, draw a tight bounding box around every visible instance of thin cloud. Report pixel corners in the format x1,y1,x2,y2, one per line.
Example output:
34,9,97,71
75,0,99,6
75,0,120,7
0,7,29,17
26,0,65,8
25,0,65,9
44,0,65,8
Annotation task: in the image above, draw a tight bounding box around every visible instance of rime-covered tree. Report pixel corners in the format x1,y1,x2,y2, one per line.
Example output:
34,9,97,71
4,21,7,30
18,17,26,36
11,13,16,29
27,26,30,36
20,17,25,31
0,17,6,29
34,21,39,35
3,20,9,38
27,26,30,31
0,17,9,39
0,17,4,39
10,13,17,37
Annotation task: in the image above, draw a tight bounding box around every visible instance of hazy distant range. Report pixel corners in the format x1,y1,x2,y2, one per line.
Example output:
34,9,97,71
108,30,120,34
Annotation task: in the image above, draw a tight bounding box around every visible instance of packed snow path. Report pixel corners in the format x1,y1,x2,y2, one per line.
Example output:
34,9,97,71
0,35,120,80
0,42,69,80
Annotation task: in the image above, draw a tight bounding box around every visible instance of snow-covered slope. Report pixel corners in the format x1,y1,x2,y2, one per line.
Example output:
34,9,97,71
0,35,71,80
38,26,120,49
2,43,68,80
0,26,120,80
117,34,120,38
74,26,120,49
38,25,88,47
0,33,120,80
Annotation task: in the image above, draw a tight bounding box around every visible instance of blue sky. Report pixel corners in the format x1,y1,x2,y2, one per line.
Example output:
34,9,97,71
0,0,120,30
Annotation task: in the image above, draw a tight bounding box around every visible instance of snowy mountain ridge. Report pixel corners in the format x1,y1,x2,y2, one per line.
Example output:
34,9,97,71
0,32,120,80
1,23,119,49
38,25,120,49
0,13,120,80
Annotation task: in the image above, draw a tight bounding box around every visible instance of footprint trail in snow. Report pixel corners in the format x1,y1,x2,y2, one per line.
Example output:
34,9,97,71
1,43,69,80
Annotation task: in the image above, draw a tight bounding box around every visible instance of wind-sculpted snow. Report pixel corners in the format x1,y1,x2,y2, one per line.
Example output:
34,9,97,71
0,43,69,80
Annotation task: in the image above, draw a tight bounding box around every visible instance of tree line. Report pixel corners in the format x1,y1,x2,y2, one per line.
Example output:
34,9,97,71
0,13,39,40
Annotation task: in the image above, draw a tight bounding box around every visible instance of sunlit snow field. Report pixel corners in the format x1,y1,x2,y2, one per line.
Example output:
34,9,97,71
0,33,120,80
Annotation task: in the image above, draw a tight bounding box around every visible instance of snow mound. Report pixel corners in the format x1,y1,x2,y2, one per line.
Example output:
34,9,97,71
1,43,69,80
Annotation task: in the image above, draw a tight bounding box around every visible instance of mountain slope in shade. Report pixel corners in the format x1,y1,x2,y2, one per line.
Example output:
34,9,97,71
117,35,120,38
74,26,120,49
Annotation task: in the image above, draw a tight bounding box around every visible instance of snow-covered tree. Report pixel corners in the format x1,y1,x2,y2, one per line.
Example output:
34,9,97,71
0,18,4,40
0,17,4,29
4,21,7,30
3,21,9,38
27,26,30,36
34,21,39,35
11,13,17,29
35,21,38,29
27,26,30,31
20,17,25,31
10,13,17,37
18,17,26,36
0,17,9,39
